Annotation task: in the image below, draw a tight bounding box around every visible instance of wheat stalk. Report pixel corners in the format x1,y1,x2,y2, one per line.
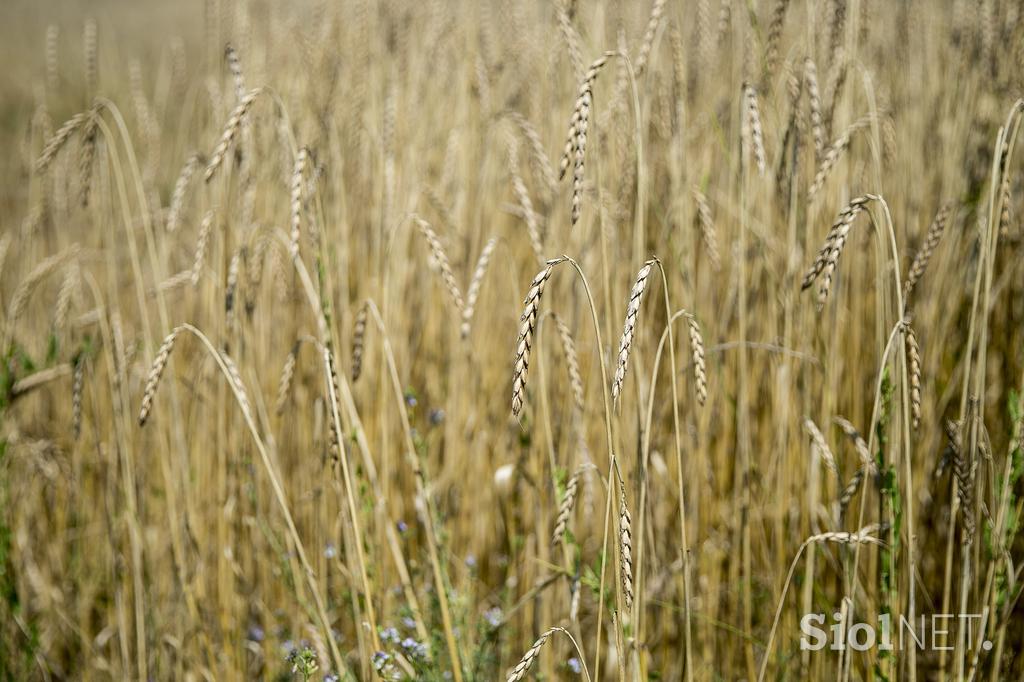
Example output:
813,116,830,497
611,259,655,404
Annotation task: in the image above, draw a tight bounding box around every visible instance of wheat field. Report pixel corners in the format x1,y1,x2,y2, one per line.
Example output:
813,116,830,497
1,0,1023,679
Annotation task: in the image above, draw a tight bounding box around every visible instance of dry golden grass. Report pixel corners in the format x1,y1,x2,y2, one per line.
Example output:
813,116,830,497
2,0,1024,680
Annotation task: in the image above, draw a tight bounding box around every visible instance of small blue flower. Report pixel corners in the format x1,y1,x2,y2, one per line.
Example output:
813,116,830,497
464,554,477,568
372,651,391,672
402,617,416,630
380,626,400,644
324,542,337,559
429,408,445,425
483,607,502,628
397,520,408,534
568,657,582,674
247,625,264,642
405,392,417,407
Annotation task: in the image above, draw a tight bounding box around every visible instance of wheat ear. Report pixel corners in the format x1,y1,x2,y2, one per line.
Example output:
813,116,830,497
904,320,922,430
507,139,544,264
512,258,565,417
801,195,876,308
686,312,708,406
692,187,721,270
904,203,952,303
552,313,585,412
611,259,655,404
832,415,876,474
78,113,99,207
634,0,667,78
71,353,84,440
505,111,557,193
803,417,839,478
36,111,88,173
166,152,204,232
804,57,824,161
807,115,873,198
289,146,310,260
275,341,300,414
742,82,766,176
559,53,613,227
138,326,185,425
618,476,635,610
351,301,369,381
551,462,594,546
838,466,866,519
191,208,217,284
204,86,262,182
507,627,585,681
461,238,498,340
413,215,465,311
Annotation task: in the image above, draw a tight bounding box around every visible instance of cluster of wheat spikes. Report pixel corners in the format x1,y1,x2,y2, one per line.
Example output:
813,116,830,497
3,0,1024,679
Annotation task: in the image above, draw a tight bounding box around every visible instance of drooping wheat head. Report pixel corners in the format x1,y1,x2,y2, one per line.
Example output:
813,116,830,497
461,238,498,340
512,258,564,417
611,258,655,404
801,194,876,308
904,203,952,303
138,325,185,426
